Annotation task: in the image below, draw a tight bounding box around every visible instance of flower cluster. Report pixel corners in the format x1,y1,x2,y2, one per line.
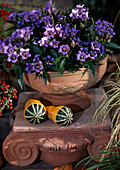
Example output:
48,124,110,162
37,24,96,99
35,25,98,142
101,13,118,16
0,81,17,116
89,19,115,41
0,0,117,84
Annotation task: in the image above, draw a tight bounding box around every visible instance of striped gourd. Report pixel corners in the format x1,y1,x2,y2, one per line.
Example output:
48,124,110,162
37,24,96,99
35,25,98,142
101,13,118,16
24,99,46,124
46,106,73,126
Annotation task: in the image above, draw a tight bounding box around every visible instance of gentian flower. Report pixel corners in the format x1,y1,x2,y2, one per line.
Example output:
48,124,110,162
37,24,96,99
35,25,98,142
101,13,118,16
91,41,101,51
33,54,40,62
49,39,60,48
77,51,87,62
58,45,70,55
20,48,31,60
7,52,19,63
89,51,97,59
33,61,43,72
55,24,62,34
7,43,17,55
38,37,49,47
69,28,79,37
57,15,65,21
25,63,33,73
8,12,17,21
45,55,54,65
70,4,89,21
44,26,56,38
41,15,52,25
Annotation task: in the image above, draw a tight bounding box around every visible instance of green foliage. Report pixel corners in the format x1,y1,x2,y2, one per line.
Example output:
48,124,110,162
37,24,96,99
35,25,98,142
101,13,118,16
74,142,120,170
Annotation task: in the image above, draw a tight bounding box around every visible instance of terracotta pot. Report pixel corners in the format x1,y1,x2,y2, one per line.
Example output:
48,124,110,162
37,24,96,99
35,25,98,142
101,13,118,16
23,56,108,94
23,56,108,112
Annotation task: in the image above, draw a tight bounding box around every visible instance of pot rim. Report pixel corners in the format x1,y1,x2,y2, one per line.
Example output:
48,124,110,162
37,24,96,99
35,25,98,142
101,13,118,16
23,55,108,77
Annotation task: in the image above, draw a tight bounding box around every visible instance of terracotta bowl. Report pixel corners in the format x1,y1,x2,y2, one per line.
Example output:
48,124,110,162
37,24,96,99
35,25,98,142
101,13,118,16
23,56,108,94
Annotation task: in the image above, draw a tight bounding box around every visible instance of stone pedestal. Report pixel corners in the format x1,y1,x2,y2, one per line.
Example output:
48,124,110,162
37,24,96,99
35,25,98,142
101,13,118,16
3,88,111,166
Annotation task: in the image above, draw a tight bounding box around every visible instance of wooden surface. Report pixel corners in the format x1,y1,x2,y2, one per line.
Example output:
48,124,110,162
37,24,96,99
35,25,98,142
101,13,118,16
13,88,111,132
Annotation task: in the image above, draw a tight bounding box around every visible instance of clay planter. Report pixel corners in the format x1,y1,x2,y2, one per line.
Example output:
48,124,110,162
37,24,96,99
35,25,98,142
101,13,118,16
23,56,108,112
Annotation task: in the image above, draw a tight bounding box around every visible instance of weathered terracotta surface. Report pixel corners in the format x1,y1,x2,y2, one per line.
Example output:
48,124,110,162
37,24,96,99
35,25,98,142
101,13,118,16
23,56,108,94
3,89,111,166
41,90,91,113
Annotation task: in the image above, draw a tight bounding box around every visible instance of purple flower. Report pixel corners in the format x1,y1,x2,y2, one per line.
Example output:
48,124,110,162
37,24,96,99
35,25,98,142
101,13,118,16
44,55,54,65
77,51,87,62
73,37,82,45
94,19,115,39
59,29,70,39
49,39,60,48
44,26,56,38
70,4,89,21
80,12,89,21
38,36,49,47
69,9,79,19
25,63,33,73
89,51,97,59
19,27,33,41
17,20,24,26
29,10,42,16
20,48,31,60
12,29,21,39
8,12,17,21
80,47,88,53
57,15,65,21
101,46,105,54
0,44,5,53
91,41,101,51
7,43,17,55
7,52,19,63
33,61,43,72
33,54,40,62
58,45,70,55
41,15,52,25
80,42,89,47
43,0,53,14
69,28,79,37
23,11,30,22
55,24,62,34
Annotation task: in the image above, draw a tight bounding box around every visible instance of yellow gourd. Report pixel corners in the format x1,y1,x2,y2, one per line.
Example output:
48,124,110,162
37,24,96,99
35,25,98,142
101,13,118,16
24,99,46,124
46,106,73,126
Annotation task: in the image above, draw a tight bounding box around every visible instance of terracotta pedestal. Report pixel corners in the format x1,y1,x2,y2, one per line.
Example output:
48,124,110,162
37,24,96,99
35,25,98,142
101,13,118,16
3,88,111,166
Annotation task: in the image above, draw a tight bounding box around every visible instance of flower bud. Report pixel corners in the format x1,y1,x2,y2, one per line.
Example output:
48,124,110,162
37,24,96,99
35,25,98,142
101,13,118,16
71,40,76,48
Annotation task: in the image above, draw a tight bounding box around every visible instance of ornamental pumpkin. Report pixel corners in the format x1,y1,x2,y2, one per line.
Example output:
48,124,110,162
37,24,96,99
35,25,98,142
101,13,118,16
24,99,46,124
46,106,73,126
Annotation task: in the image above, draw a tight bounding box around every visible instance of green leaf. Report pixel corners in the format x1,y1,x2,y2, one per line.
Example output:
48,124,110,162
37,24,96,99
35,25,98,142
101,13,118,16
4,25,17,32
42,72,47,85
88,62,95,77
35,73,39,80
105,49,113,54
60,58,66,69
18,74,23,89
50,50,58,58
87,162,109,170
6,65,20,70
42,46,46,54
104,42,120,49
16,67,23,89
30,45,42,55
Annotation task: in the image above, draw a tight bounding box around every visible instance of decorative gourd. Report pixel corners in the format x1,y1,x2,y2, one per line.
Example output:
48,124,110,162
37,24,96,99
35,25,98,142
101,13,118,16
24,99,46,124
46,106,73,126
